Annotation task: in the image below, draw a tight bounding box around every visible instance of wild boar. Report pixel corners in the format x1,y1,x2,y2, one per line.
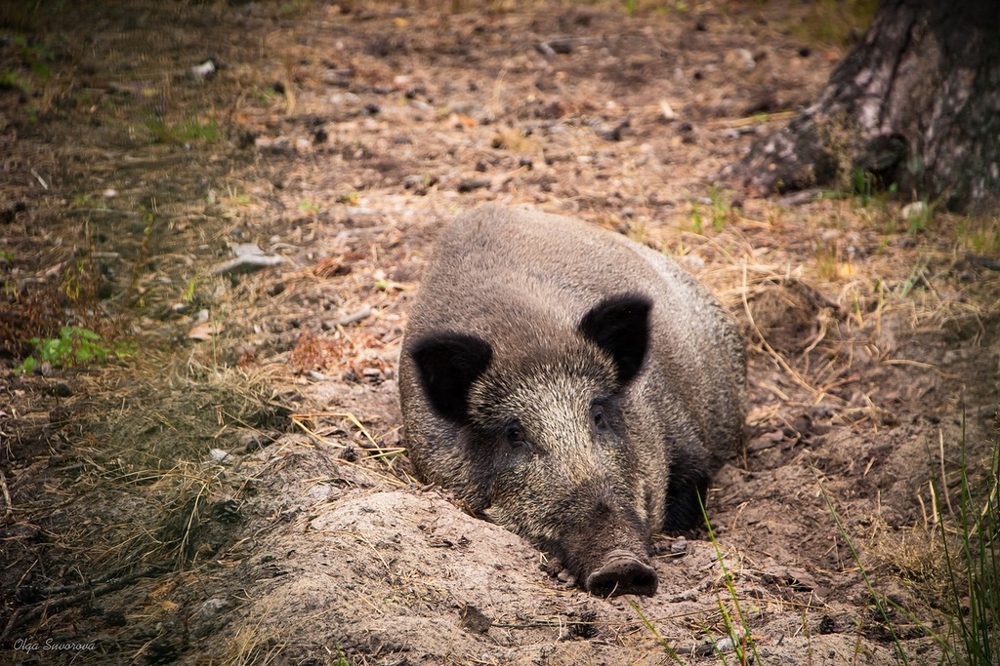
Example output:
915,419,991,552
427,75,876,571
399,205,746,597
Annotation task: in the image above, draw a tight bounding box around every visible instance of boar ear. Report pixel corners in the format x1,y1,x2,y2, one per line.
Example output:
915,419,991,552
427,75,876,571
578,293,652,384
410,332,493,423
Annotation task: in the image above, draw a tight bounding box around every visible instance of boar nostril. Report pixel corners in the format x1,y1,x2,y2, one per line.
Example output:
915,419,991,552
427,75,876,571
586,555,658,597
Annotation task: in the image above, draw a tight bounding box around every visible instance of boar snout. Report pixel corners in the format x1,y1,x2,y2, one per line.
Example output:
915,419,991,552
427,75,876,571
586,549,658,597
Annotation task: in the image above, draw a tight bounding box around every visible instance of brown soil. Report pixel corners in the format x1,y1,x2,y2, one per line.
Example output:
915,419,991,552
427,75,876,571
1,2,998,665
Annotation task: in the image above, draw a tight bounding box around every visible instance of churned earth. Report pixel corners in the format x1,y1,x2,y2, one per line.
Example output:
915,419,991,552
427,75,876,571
1,2,998,665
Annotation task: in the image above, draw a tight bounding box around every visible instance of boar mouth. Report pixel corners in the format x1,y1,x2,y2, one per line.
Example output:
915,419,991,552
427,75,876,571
546,497,659,597
585,549,658,597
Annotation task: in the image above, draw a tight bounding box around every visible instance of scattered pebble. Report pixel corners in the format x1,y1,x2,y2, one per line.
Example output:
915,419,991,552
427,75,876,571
198,598,227,618
726,48,756,72
190,59,216,81
208,448,231,462
659,99,676,121
457,177,491,193
188,321,225,341
210,243,286,276
900,201,928,220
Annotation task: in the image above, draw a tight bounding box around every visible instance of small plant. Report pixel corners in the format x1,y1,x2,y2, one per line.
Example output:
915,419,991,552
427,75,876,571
691,190,731,234
0,69,31,94
691,201,704,235
299,199,321,215
331,645,351,666
795,0,879,46
818,477,911,665
628,598,684,664
13,33,53,80
936,415,1000,666
183,277,199,304
896,255,929,298
17,326,134,373
956,216,1000,255
708,187,731,232
147,117,219,145
249,85,278,105
852,167,875,206
701,495,761,665
277,0,313,18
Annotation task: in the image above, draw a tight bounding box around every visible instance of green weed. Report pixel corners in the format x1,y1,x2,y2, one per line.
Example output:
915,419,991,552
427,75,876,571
691,201,704,235
5,33,53,82
701,495,761,665
817,476,911,665
816,413,1000,666
937,414,1000,666
794,0,879,46
249,85,278,106
147,117,219,145
708,188,731,232
16,326,134,373
0,68,31,94
628,598,684,663
183,277,199,304
691,189,731,234
278,0,314,18
630,499,761,665
896,256,929,298
956,216,1000,255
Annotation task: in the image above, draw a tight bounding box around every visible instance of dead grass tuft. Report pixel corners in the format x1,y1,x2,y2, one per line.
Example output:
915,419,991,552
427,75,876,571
869,525,954,612
75,360,288,471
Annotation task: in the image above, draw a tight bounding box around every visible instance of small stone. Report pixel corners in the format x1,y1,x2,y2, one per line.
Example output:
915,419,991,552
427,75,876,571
198,598,227,618
457,177,491,193
208,448,231,463
210,253,285,276
659,99,676,121
900,201,929,221
190,59,216,81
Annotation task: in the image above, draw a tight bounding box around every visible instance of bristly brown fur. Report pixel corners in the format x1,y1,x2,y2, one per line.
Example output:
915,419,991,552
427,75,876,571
399,204,747,596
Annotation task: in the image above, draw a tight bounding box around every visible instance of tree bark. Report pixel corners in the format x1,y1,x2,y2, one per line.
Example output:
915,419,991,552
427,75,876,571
732,0,1000,212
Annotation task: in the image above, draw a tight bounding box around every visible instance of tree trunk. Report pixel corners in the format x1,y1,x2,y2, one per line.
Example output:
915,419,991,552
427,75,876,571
732,0,1000,212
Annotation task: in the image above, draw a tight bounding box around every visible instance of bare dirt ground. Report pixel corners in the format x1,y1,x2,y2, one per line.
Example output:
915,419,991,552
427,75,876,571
1,2,998,664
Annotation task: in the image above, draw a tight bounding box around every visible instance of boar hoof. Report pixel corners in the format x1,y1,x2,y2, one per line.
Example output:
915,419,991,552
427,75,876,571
586,551,658,597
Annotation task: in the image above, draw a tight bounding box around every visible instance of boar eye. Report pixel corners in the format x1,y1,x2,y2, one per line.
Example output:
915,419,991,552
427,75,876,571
591,405,608,432
505,425,526,447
